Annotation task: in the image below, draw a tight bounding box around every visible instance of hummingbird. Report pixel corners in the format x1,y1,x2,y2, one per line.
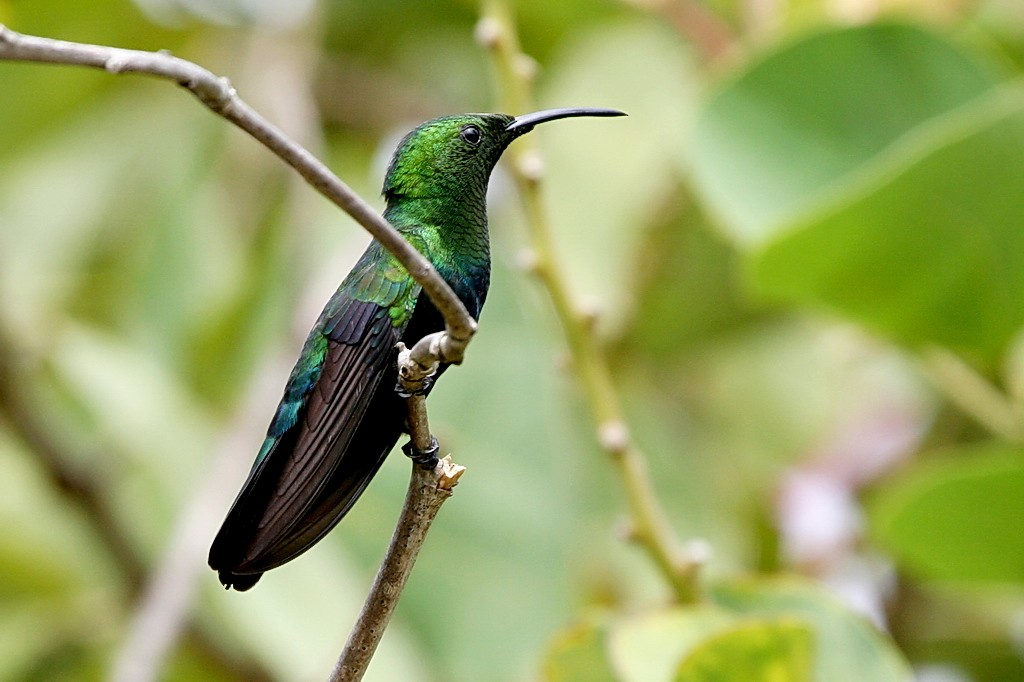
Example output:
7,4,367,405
209,107,626,590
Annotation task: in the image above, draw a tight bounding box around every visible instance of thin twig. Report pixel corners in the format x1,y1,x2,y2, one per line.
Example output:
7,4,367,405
0,24,475,373
920,346,1024,442
478,0,703,603
329,456,465,682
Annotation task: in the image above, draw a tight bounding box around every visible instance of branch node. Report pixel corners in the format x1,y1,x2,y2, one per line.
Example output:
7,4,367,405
436,455,466,490
190,75,235,110
402,436,440,470
514,53,538,82
598,420,631,455
103,53,131,73
473,17,503,50
579,298,602,330
517,149,545,183
680,538,712,568
515,248,539,273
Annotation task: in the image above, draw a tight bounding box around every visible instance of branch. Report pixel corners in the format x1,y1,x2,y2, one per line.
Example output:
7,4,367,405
0,24,475,371
478,0,704,603
329,456,465,682
920,346,1024,442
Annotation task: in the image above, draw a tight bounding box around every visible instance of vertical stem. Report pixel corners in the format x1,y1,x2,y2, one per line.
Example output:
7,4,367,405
478,0,700,603
920,347,1024,442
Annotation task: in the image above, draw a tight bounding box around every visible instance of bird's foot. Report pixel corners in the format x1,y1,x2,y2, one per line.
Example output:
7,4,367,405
395,373,435,398
402,437,440,470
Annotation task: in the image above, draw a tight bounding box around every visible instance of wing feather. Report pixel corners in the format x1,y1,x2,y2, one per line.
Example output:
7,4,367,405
210,246,422,581
235,311,400,569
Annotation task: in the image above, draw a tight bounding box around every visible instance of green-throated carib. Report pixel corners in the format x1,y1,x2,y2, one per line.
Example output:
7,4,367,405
209,107,625,590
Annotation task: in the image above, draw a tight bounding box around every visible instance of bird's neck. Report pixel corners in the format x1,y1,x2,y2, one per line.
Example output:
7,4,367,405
385,193,489,256
384,195,491,310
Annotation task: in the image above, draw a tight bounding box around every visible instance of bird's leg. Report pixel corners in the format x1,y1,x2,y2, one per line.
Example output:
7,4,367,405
402,437,440,470
400,372,440,470
394,372,435,399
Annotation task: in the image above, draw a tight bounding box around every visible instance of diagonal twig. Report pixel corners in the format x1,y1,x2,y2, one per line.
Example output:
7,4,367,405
0,24,475,373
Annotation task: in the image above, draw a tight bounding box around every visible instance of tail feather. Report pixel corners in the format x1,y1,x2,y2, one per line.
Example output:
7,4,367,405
217,570,262,591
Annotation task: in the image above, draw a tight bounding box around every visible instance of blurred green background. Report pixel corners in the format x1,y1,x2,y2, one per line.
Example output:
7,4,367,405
3,0,1024,680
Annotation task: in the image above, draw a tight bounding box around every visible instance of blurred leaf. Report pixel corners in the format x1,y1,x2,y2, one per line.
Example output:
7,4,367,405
0,605,63,682
753,87,1024,366
710,577,912,682
546,577,907,682
692,22,1003,244
691,23,1024,365
183,204,291,409
618,190,753,360
0,434,119,594
163,641,240,682
608,607,735,682
0,439,118,680
542,618,618,682
868,441,1024,584
673,617,814,682
47,323,218,556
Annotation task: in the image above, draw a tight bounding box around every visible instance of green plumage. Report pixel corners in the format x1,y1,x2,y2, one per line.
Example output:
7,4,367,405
209,108,624,590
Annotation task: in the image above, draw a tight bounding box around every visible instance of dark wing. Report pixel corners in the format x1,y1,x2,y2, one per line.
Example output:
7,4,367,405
210,255,420,589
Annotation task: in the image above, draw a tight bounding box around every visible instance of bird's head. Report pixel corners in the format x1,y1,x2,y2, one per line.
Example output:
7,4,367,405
382,108,625,202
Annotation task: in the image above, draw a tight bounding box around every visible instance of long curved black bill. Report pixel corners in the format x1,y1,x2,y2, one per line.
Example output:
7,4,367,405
506,107,627,132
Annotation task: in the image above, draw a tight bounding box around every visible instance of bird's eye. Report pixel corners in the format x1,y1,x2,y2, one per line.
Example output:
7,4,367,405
460,125,482,145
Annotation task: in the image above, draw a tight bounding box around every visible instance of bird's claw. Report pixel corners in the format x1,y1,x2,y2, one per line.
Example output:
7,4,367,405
395,373,435,398
402,437,440,470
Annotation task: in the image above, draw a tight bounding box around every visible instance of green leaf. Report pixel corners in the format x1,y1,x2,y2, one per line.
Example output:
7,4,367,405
542,619,619,682
692,22,1002,244
692,22,1024,364
544,578,909,682
710,577,912,682
752,87,1024,365
608,607,737,682
868,441,1024,584
673,618,814,682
